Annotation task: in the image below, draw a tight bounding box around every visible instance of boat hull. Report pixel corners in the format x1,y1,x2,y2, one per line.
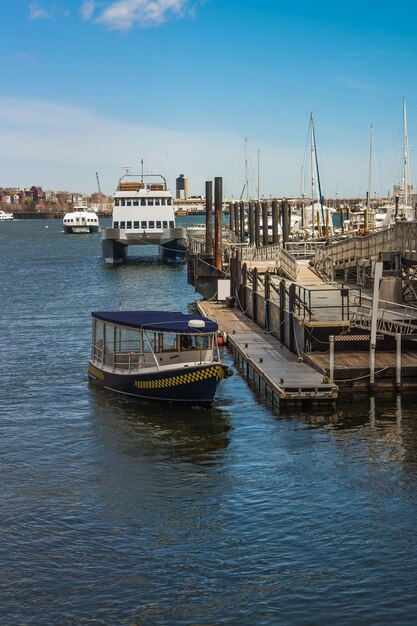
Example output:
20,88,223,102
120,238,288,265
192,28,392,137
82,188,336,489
101,226,187,265
88,361,227,405
64,225,99,234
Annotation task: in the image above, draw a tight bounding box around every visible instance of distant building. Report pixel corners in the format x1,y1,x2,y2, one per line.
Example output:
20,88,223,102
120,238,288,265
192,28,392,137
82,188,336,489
176,174,189,200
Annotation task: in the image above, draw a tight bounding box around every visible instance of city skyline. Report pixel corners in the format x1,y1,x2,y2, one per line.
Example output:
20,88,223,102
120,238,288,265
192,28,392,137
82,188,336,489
2,1,417,197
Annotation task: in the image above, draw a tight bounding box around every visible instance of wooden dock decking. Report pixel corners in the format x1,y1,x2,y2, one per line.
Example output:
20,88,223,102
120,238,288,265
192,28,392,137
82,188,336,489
197,301,338,405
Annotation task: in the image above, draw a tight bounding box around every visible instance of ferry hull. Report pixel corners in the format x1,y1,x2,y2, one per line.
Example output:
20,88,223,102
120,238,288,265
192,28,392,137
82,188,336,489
64,225,99,234
101,227,187,265
88,362,227,405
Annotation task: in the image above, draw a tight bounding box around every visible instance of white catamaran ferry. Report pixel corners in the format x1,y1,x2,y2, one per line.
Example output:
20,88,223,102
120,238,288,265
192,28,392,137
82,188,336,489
101,169,187,264
63,206,100,234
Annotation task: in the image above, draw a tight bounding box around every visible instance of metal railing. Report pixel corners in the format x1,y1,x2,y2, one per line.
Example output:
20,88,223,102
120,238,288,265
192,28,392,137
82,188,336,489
350,295,417,336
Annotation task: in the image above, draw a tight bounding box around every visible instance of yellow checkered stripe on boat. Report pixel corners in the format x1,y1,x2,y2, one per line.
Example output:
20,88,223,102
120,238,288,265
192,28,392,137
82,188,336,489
134,365,224,389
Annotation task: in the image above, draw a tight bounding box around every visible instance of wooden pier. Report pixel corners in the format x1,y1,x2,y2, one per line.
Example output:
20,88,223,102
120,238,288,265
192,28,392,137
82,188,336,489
197,301,338,405
187,180,417,403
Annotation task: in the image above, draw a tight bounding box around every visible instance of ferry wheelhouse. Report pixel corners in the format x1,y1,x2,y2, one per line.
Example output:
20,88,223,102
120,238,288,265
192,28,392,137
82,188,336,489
88,310,232,405
63,206,100,234
101,170,187,265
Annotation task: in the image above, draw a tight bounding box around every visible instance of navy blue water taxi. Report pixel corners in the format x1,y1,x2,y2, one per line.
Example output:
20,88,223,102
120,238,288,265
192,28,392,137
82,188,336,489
88,310,232,405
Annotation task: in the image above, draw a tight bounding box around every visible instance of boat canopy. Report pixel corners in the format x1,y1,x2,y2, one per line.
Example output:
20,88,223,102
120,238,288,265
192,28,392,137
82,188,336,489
91,311,218,333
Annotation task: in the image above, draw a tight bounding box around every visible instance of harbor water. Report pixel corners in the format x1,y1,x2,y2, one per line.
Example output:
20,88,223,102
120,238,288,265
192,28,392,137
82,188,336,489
1,219,417,625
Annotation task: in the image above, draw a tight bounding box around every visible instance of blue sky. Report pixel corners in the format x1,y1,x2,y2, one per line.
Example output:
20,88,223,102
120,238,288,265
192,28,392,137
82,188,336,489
2,0,417,197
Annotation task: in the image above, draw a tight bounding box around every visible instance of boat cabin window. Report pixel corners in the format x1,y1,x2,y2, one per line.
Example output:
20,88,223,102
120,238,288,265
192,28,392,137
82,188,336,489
126,200,132,206
115,326,141,353
163,221,168,228
120,221,126,229
156,221,161,228
142,331,157,353
113,221,119,228
169,221,174,228
160,332,178,351
141,221,147,229
141,199,146,206
180,334,211,350
134,221,139,228
126,221,132,229
120,199,126,206
149,221,155,229
133,199,139,206
155,199,160,206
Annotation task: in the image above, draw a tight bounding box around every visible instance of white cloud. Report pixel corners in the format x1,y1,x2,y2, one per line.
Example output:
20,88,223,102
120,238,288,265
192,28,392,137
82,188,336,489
28,2,50,20
93,0,190,31
0,96,394,198
80,0,96,21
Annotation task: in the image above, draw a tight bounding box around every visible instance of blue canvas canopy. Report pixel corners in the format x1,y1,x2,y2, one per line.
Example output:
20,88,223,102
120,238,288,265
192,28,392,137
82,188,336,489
92,310,218,333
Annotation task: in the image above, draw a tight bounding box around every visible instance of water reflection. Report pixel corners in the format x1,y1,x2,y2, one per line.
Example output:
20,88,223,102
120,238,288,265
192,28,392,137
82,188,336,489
88,385,231,466
283,394,417,470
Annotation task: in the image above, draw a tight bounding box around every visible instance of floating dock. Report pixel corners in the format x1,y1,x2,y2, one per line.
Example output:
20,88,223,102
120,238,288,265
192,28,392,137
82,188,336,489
197,301,338,405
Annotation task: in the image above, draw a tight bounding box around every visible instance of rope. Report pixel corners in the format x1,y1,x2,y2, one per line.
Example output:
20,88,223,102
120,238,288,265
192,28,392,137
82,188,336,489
234,288,251,315
332,366,389,383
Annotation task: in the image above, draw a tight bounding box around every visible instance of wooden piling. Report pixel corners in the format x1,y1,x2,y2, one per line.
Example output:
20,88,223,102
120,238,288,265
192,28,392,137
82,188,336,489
214,177,222,270
248,201,255,244
205,181,213,255
240,201,245,243
262,200,269,245
255,201,261,247
272,199,279,244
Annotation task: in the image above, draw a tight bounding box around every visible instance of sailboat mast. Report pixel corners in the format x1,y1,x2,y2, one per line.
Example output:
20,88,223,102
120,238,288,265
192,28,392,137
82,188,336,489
312,118,325,235
310,113,316,239
403,97,409,211
257,149,260,202
244,138,249,202
366,124,373,232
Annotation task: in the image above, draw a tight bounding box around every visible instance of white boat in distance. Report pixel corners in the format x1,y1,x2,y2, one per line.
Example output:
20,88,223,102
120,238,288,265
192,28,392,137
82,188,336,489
63,206,100,234
0,210,14,221
101,169,187,265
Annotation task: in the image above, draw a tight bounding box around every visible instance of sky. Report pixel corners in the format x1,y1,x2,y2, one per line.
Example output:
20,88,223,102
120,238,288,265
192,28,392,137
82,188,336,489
2,0,417,198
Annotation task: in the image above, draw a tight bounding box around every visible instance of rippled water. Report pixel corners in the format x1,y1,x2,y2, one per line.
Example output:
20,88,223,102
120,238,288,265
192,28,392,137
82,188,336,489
1,219,417,625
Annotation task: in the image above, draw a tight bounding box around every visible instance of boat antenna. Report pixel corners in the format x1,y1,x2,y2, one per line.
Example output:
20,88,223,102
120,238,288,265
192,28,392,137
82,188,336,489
141,158,144,183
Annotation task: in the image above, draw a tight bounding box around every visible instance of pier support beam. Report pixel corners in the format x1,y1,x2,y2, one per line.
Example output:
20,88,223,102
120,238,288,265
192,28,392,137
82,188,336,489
240,201,245,243
254,201,261,248
396,333,402,389
272,199,279,244
329,335,335,383
234,201,239,236
214,177,222,271
229,202,235,234
205,180,213,255
369,261,383,388
248,201,255,245
262,201,268,246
